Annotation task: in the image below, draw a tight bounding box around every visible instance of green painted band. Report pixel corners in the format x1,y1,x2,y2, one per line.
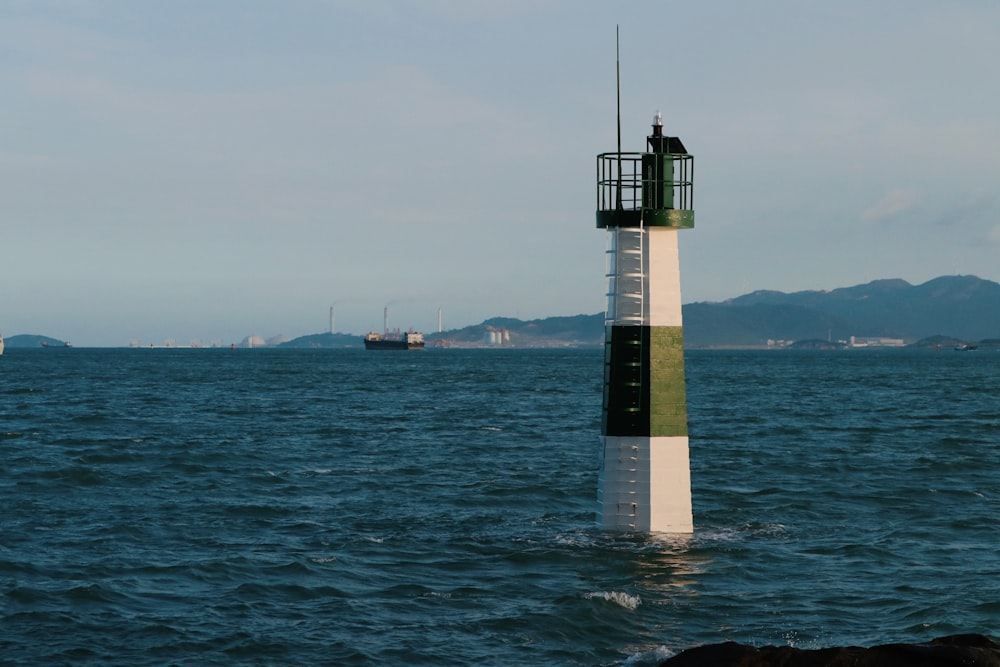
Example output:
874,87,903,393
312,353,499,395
596,209,694,229
602,325,689,437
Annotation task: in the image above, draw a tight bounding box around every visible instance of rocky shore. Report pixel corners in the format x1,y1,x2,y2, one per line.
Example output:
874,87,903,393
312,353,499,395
660,634,1000,666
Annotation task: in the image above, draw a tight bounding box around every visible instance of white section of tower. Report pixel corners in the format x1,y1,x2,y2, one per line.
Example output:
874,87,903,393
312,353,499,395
598,436,692,532
605,227,644,326
646,229,684,327
605,227,683,327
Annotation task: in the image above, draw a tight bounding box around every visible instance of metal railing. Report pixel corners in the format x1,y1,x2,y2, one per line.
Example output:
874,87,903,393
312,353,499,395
596,152,694,213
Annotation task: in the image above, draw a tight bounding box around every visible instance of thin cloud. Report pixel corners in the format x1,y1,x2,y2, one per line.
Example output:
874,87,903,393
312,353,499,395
860,188,919,222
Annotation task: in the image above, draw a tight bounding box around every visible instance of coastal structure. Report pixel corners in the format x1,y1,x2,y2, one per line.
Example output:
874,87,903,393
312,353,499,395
595,106,695,532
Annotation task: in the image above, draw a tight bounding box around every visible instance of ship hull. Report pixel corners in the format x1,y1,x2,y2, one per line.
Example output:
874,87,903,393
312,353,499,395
363,339,425,350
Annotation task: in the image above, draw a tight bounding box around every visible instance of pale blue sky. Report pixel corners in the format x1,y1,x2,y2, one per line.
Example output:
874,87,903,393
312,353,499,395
3,1,999,346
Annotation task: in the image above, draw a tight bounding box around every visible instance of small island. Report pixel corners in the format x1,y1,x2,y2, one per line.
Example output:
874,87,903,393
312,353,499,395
4,334,72,348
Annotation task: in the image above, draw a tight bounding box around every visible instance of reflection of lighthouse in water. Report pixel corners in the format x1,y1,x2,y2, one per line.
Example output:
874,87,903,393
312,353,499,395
595,109,695,533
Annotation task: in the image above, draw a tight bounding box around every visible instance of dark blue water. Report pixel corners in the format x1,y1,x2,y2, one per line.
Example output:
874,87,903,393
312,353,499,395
2,347,999,665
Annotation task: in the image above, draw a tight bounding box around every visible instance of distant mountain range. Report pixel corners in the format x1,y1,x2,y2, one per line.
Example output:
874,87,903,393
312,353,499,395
277,275,1000,350
686,274,1000,347
8,275,996,350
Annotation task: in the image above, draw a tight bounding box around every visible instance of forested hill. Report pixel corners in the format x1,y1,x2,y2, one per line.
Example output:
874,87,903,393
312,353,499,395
684,274,1000,347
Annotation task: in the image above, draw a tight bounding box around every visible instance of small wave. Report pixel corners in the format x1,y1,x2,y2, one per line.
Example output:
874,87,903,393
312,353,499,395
697,522,789,542
585,590,641,610
622,645,675,666
65,582,126,604
5,387,40,395
426,590,452,599
553,530,598,548
232,582,349,601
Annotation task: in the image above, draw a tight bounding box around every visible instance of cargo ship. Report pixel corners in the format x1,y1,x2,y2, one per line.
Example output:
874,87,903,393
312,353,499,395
363,330,425,350
364,306,426,350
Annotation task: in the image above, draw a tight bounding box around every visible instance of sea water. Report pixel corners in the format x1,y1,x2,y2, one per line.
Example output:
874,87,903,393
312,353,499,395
2,347,999,665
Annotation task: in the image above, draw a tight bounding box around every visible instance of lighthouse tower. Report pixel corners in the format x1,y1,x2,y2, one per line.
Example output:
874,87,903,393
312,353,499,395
595,111,694,533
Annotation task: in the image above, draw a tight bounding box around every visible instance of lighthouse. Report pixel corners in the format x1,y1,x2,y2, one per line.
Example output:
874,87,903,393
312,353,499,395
595,110,695,533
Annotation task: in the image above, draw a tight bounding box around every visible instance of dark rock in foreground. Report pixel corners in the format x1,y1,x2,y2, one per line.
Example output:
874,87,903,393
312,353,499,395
661,634,1000,666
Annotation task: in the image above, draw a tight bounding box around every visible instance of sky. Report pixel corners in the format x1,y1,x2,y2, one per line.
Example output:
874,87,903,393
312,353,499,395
2,1,999,346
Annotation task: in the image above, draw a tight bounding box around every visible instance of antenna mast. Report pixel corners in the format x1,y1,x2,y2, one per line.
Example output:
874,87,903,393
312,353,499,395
616,25,622,210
